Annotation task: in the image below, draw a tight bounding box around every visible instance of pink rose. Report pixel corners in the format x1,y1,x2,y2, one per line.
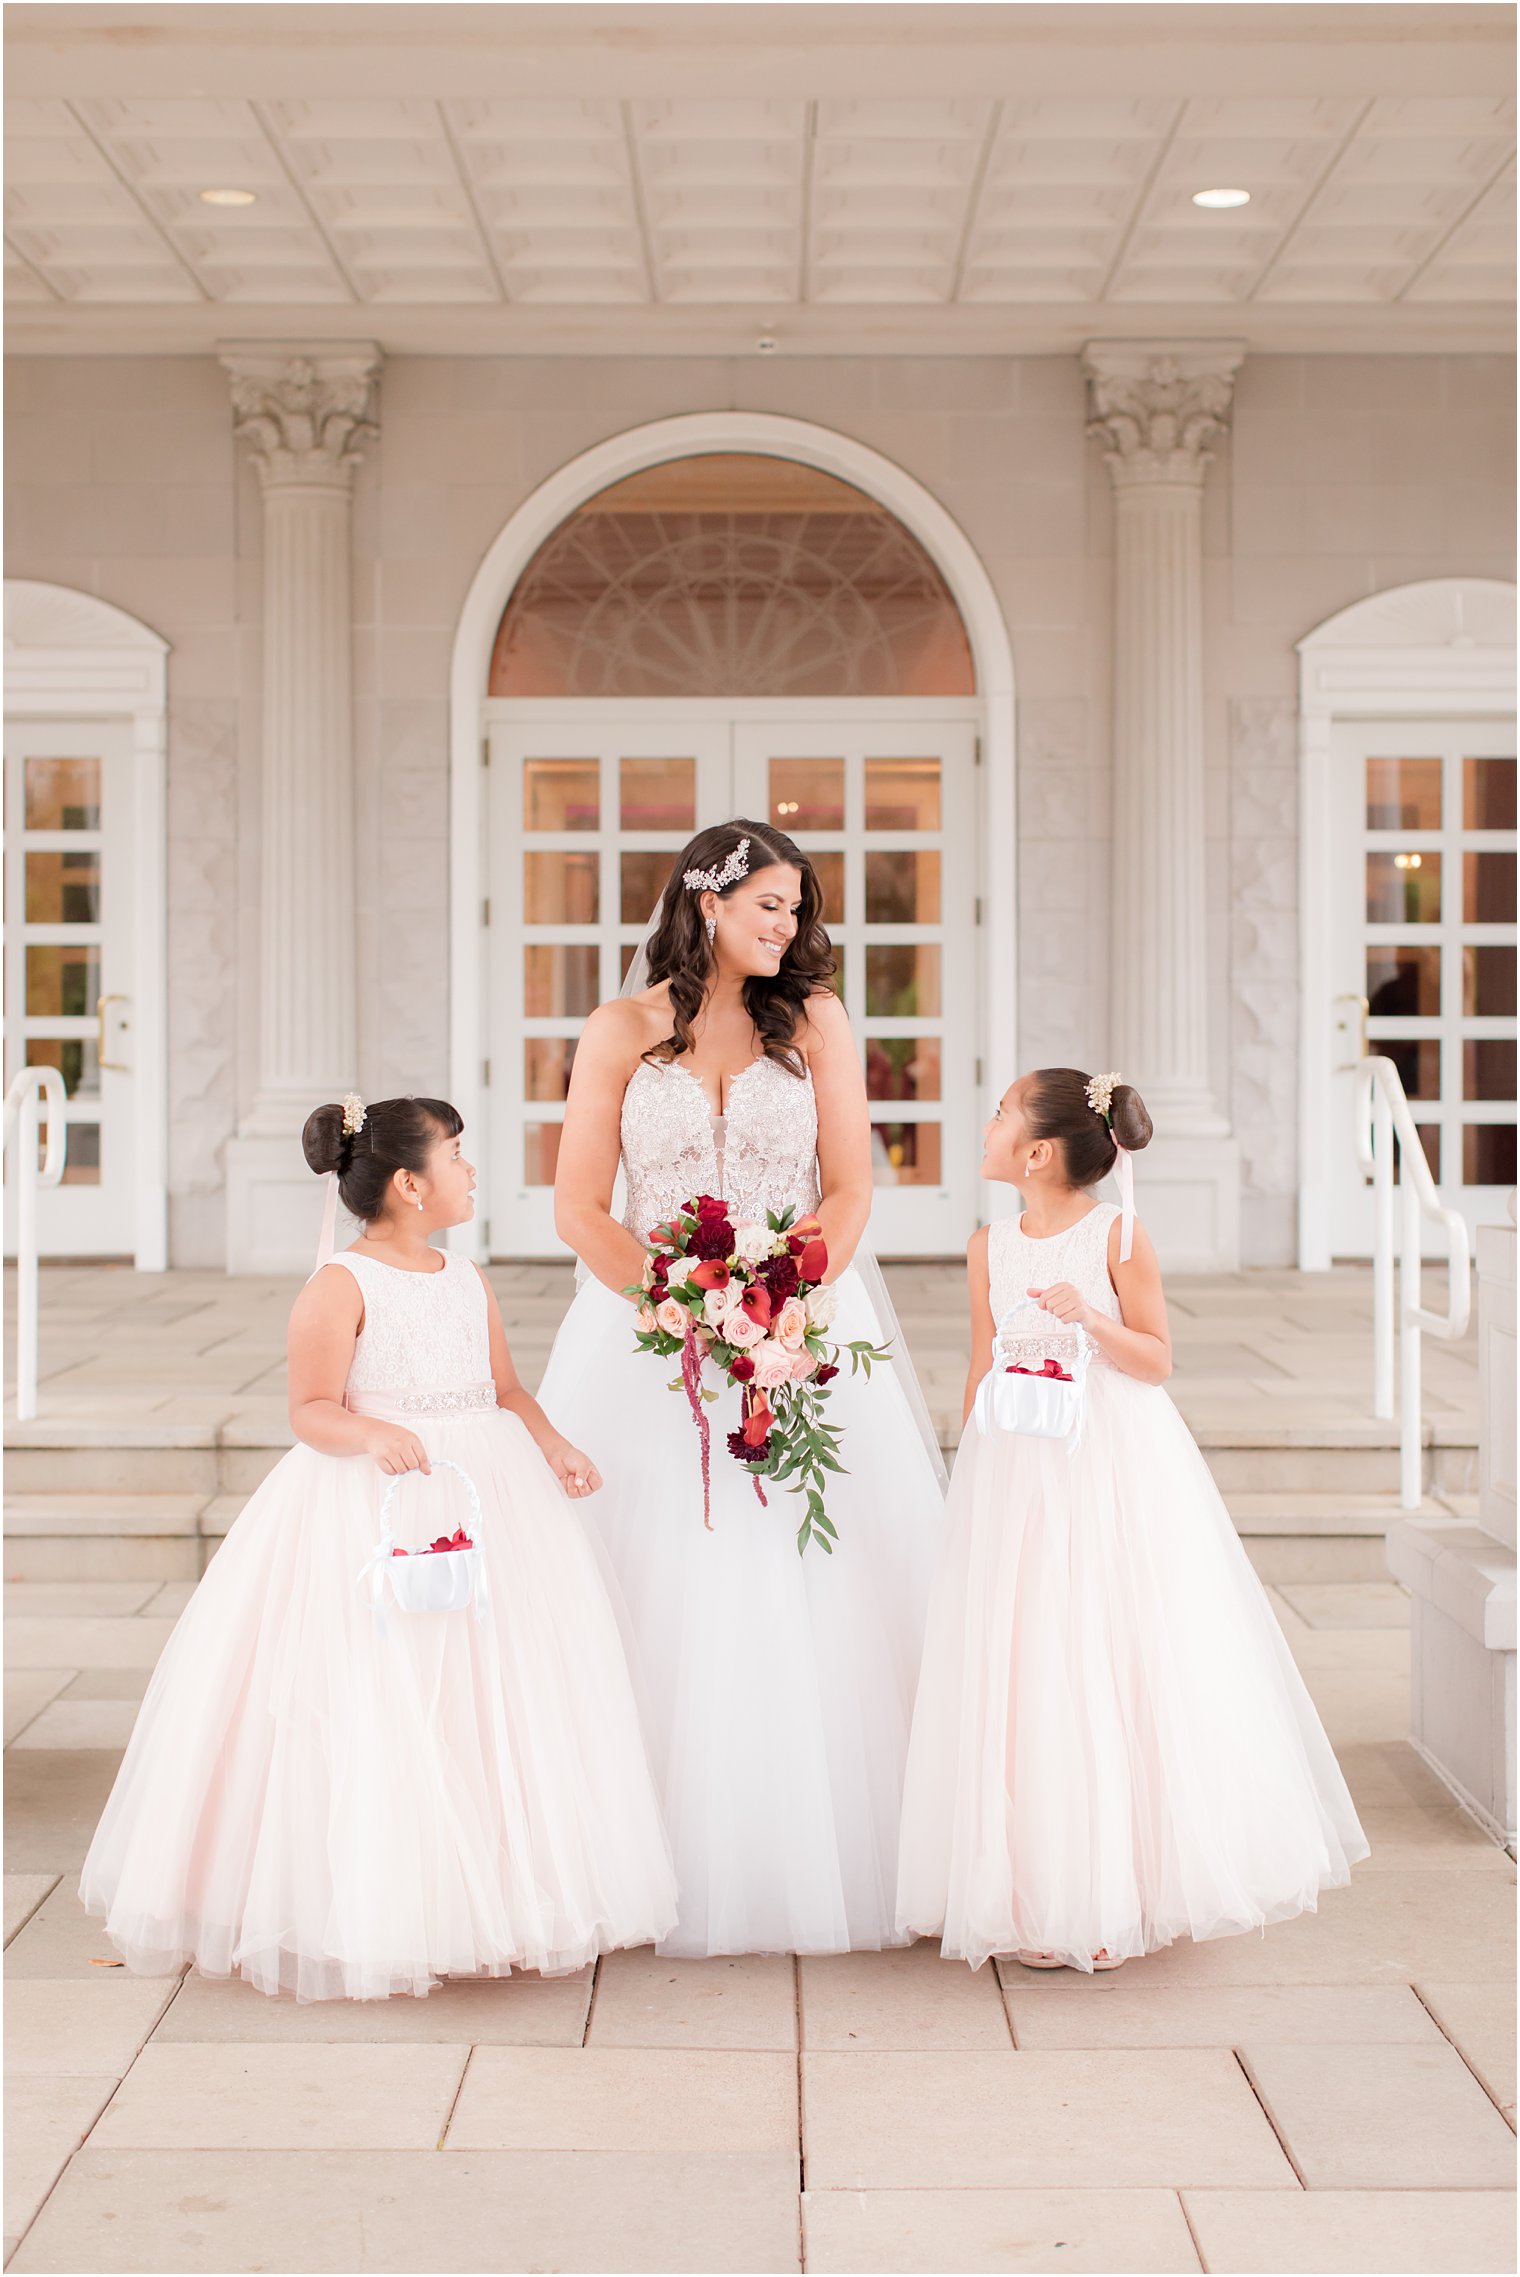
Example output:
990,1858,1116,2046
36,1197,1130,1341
789,1347,819,1382
655,1297,687,1338
721,1300,764,1349
703,1287,731,1327
774,1295,809,1351
749,1339,794,1391
636,1302,656,1333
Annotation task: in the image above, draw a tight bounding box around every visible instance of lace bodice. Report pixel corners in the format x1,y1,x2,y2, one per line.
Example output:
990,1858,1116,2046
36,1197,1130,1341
987,1201,1122,1366
620,1055,821,1240
324,1250,496,1418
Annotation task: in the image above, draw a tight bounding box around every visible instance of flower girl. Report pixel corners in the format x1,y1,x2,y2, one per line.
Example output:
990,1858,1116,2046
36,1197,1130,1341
897,1068,1368,1973
82,1094,677,2000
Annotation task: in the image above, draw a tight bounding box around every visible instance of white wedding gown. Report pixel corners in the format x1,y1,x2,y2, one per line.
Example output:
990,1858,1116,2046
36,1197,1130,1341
537,1053,944,1956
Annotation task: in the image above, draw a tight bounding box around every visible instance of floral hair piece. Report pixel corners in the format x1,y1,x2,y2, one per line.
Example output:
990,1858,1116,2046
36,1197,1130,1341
683,837,750,896
340,1091,366,1138
1084,1071,1122,1127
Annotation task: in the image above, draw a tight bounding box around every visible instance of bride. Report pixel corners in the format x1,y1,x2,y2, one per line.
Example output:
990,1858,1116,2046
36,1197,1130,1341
538,818,945,1957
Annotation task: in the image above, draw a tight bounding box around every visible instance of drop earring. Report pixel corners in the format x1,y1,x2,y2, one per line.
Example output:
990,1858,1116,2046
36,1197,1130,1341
705,914,717,944
414,1195,423,1212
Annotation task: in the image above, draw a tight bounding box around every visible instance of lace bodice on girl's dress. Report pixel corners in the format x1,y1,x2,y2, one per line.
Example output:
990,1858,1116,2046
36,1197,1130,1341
620,1056,821,1240
987,1201,1122,1368
325,1250,497,1418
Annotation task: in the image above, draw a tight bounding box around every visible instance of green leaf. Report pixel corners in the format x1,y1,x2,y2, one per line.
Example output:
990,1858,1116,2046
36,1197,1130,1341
814,1509,839,1539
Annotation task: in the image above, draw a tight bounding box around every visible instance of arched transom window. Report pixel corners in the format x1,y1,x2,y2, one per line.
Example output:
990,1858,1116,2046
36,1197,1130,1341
490,453,975,700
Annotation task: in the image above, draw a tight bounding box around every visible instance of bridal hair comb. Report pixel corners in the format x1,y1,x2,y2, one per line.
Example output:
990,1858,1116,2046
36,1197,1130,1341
1084,1071,1121,1125
340,1092,367,1138
683,837,750,895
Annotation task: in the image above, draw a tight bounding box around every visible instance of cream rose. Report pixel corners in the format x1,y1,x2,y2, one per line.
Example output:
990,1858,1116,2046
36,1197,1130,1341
774,1295,809,1350
703,1287,731,1327
655,1297,688,1338
731,1222,775,1268
636,1302,657,1333
804,1282,838,1331
749,1338,794,1391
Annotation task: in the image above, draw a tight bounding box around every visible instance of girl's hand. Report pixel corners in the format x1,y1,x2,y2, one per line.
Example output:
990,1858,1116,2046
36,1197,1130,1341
546,1439,603,1499
1029,1281,1092,1329
363,1423,432,1477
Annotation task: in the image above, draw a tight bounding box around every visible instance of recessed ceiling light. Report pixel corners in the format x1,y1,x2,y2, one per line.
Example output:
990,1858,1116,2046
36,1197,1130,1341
199,188,257,208
1192,187,1251,210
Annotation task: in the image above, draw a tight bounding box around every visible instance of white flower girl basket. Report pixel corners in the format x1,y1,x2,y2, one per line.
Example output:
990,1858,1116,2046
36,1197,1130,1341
972,1307,1093,1446
359,1458,490,1625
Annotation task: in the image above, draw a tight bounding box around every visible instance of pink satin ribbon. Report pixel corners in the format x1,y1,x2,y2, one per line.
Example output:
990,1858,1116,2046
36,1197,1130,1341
1113,1143,1135,1264
311,1170,339,1279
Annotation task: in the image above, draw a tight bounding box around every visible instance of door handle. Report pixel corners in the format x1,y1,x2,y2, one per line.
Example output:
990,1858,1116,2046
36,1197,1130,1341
97,994,130,1073
1332,992,1369,1071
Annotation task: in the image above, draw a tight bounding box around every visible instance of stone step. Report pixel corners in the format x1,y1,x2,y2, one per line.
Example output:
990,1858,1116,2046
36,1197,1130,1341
2,1494,228,1581
3,1479,1466,1588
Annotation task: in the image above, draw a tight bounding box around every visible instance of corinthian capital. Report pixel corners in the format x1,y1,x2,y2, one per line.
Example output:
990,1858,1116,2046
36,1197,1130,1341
220,343,381,487
1083,341,1244,486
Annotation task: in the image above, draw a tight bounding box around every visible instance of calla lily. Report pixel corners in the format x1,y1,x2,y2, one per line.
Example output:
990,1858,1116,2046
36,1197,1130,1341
689,1258,731,1290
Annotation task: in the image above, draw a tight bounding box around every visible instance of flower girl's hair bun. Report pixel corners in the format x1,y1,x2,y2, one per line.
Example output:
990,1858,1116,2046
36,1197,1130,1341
1025,1068,1153,1188
301,1095,463,1223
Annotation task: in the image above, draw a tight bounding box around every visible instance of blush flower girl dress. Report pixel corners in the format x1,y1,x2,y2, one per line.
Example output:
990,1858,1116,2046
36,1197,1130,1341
897,1202,1369,1971
81,1249,677,2000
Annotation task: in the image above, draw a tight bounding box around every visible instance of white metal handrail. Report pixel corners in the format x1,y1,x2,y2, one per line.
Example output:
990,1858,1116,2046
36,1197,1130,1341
3,1066,69,1422
1354,1054,1472,1508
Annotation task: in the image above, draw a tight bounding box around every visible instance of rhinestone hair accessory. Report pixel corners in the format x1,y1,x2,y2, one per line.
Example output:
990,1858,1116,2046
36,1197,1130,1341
1084,1071,1121,1126
341,1091,366,1137
683,837,750,896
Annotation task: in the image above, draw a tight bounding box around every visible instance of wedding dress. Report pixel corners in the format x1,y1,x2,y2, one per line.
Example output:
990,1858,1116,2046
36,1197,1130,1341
537,1051,945,1956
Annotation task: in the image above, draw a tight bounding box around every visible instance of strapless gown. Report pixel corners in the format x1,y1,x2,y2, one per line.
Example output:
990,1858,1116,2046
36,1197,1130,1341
537,1054,944,1956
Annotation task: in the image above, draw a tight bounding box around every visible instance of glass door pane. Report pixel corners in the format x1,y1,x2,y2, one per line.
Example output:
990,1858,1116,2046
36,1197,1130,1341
1333,721,1517,1256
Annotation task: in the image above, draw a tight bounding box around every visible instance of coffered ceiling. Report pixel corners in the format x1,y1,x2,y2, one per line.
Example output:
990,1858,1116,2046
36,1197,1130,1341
6,5,1515,355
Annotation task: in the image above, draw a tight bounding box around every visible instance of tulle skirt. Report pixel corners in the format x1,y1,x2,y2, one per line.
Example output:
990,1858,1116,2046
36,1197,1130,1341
896,1366,1370,1971
80,1408,678,2000
537,1267,944,1957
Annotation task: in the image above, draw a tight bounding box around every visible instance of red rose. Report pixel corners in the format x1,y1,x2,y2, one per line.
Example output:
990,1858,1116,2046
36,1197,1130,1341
729,1353,756,1382
694,1195,730,1221
797,1238,828,1282
689,1258,731,1290
739,1284,772,1329
814,1362,839,1386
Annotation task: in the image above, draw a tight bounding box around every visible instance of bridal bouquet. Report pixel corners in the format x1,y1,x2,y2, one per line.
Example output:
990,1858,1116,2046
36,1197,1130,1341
625,1195,890,1556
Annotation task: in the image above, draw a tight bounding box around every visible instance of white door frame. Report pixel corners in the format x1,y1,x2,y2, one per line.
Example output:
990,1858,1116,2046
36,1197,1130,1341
1296,576,1517,1271
3,580,169,1269
448,411,1017,1261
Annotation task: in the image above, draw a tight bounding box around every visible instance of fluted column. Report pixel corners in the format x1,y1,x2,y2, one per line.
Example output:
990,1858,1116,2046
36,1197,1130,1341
1085,340,1243,1265
221,345,379,1270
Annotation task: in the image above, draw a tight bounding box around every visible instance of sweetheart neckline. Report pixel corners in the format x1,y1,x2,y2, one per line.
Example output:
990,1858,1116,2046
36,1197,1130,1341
633,1054,814,1123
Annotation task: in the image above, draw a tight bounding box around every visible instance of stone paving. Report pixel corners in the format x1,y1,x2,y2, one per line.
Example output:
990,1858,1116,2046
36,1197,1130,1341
3,1263,1512,2273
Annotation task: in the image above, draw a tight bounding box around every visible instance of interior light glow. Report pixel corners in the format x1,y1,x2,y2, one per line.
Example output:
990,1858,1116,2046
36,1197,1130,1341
1192,188,1251,210
199,188,257,207
1394,852,1423,870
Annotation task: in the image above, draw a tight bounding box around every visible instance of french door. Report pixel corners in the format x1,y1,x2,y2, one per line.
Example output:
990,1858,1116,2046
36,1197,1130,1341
3,719,139,1254
1329,718,1517,1252
485,700,980,1258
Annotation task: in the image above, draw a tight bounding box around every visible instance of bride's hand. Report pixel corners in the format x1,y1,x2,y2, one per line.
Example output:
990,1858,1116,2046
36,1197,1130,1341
1028,1281,1093,1329
545,1438,603,1499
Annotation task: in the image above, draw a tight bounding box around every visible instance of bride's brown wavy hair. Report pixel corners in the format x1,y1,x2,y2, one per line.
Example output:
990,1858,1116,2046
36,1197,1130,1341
640,818,836,1076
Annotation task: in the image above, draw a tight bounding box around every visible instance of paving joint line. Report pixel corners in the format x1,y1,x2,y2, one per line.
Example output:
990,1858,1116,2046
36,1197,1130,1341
1232,2046,1307,2187
1409,1979,1518,2134
436,2045,475,2150
580,1952,602,2047
1176,2187,1210,2274
794,1954,808,2270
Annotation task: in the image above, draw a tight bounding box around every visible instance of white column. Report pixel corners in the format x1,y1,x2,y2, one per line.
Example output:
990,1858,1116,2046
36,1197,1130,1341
221,345,379,1272
1084,340,1243,1270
